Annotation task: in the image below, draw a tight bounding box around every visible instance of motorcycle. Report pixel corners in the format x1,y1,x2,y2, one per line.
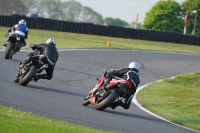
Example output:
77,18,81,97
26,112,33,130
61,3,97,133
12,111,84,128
82,72,132,111
4,32,21,59
16,49,54,86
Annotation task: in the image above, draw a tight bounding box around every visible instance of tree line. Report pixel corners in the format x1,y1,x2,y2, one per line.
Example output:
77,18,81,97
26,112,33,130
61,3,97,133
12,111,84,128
0,0,199,35
143,0,200,35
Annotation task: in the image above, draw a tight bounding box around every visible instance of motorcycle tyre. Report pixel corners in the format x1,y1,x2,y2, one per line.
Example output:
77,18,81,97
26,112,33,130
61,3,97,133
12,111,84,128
19,66,37,86
82,98,90,106
95,89,118,111
5,43,13,59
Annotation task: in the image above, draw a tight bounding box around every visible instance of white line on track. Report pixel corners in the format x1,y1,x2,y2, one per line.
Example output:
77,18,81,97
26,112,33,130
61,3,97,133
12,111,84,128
133,75,199,133
1,48,200,55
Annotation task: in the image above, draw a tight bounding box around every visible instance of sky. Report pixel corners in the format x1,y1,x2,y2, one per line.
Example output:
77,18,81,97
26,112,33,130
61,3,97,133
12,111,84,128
64,0,185,24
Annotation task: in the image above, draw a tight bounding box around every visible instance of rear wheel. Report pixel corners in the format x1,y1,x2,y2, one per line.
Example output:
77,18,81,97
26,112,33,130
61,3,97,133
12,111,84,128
5,43,14,59
95,90,118,111
19,66,37,86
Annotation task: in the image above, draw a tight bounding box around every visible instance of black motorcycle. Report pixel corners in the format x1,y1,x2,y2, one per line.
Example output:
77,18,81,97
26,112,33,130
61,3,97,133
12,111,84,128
16,49,54,86
4,32,21,59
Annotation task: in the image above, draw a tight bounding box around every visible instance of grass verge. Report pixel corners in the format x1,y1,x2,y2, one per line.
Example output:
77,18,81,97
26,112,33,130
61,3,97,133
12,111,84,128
0,105,115,133
138,72,200,131
1,26,200,54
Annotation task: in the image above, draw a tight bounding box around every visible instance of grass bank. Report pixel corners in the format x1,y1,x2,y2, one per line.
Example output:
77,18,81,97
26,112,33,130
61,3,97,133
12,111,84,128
138,72,200,131
0,105,115,133
1,26,200,54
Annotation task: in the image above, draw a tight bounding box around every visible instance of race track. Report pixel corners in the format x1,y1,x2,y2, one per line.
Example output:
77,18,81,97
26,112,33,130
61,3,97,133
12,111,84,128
0,50,199,133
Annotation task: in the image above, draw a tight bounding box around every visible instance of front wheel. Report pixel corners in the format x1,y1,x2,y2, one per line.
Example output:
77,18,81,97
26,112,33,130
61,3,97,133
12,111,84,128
95,90,118,111
4,43,14,59
19,66,37,86
82,95,90,106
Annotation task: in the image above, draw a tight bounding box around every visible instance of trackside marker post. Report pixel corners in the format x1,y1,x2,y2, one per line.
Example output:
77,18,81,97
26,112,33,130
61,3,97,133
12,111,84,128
107,40,111,47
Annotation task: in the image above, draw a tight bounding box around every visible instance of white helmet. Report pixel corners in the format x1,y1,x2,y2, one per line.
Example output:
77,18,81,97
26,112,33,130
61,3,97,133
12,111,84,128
19,19,26,25
128,61,140,72
46,38,56,46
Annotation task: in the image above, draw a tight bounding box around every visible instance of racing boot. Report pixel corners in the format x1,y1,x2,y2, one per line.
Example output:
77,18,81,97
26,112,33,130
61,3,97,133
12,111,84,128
3,41,9,47
110,100,122,109
17,43,25,51
33,75,40,82
3,43,7,47
33,74,44,82
17,45,21,51
121,95,133,110
33,74,49,82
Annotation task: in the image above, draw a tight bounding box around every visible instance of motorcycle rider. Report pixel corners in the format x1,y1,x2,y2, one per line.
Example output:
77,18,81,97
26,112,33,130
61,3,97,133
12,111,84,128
3,19,28,48
14,38,59,83
102,61,140,109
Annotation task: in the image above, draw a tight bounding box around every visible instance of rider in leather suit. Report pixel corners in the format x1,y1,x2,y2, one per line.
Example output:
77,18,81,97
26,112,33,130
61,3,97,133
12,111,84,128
14,38,59,83
4,19,28,47
103,61,140,109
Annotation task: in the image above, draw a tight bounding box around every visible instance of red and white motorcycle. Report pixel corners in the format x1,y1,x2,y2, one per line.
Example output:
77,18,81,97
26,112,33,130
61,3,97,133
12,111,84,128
82,72,132,111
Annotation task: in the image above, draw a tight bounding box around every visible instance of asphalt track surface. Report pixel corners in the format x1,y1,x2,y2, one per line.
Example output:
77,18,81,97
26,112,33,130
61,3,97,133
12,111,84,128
0,49,199,133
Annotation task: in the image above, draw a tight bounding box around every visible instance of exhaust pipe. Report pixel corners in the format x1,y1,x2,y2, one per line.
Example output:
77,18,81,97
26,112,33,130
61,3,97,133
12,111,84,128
37,64,48,72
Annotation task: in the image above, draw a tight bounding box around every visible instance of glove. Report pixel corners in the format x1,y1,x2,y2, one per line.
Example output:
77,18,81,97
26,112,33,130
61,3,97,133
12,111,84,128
28,52,34,56
33,75,40,82
8,28,11,32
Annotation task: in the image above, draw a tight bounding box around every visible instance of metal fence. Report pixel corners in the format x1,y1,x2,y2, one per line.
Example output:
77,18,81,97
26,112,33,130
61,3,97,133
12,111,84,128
0,14,200,46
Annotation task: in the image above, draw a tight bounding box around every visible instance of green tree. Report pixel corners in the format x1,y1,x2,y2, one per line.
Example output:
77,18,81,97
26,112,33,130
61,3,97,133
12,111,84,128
61,1,103,24
104,17,129,27
61,1,82,22
38,0,62,20
21,0,40,13
80,6,103,24
0,0,27,15
23,0,104,24
182,0,200,35
130,22,142,29
142,0,183,33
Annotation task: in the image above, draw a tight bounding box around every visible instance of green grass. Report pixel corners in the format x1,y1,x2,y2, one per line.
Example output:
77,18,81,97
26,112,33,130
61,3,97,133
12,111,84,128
138,72,200,131
1,26,200,132
0,105,115,133
1,26,200,54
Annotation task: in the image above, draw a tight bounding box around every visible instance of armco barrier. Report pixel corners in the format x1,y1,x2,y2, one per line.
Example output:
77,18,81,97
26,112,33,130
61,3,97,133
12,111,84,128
0,14,200,46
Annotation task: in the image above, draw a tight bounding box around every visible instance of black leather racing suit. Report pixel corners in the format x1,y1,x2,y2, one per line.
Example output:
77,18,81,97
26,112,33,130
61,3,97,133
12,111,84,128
111,67,140,92
107,67,140,109
30,43,59,80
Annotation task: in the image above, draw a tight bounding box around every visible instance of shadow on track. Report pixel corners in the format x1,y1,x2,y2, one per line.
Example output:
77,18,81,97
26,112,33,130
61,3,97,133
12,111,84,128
83,105,167,124
10,58,22,63
104,109,167,124
83,105,166,123
27,84,86,98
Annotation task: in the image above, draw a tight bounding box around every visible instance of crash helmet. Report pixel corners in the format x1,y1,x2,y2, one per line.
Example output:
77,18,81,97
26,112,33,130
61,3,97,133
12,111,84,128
128,61,140,72
18,19,26,25
46,38,56,46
